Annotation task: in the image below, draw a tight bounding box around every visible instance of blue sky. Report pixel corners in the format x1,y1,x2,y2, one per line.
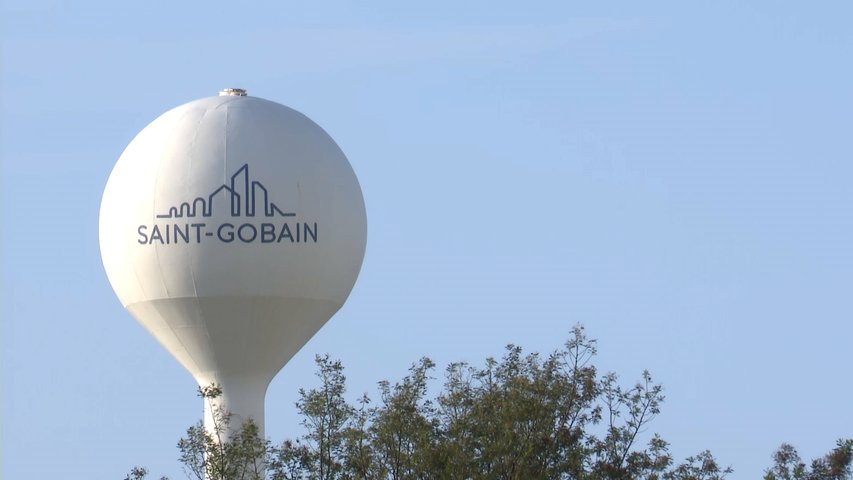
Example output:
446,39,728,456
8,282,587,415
2,1,851,478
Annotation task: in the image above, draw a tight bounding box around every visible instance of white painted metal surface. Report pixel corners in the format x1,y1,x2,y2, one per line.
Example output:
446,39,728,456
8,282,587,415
99,91,367,440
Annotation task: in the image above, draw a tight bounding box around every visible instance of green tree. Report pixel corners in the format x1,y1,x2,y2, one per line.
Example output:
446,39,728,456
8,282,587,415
128,327,851,480
176,385,268,480
273,325,731,480
370,357,437,480
296,355,353,480
764,439,853,480
125,466,168,480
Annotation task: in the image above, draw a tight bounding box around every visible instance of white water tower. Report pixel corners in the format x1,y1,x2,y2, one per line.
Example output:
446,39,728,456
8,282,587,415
99,88,367,440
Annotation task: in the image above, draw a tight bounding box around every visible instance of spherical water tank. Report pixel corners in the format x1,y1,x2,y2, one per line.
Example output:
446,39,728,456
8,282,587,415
99,89,367,438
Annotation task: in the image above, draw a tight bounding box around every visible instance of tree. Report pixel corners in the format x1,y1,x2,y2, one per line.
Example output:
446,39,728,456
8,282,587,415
266,325,733,480
764,439,853,480
128,327,851,479
292,354,353,480
370,357,437,479
176,385,268,480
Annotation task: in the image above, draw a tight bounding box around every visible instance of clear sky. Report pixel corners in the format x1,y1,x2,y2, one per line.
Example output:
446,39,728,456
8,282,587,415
2,1,851,478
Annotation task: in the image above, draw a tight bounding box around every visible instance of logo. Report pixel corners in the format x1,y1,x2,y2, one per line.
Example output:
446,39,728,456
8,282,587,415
137,164,317,245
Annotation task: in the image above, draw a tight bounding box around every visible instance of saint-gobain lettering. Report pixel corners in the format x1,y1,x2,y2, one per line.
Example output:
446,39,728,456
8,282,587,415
137,222,318,245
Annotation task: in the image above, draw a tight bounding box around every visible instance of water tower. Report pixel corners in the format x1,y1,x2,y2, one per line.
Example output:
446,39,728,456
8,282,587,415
99,88,367,440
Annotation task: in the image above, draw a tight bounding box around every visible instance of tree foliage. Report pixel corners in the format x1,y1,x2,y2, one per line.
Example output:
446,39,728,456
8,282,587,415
764,439,853,480
170,384,268,480
128,327,850,480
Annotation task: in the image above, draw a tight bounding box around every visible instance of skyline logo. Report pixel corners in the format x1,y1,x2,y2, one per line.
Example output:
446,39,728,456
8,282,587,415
155,164,296,219
137,163,317,246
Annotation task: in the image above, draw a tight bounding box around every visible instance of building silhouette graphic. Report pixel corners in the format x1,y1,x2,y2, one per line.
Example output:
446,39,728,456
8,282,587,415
156,164,295,219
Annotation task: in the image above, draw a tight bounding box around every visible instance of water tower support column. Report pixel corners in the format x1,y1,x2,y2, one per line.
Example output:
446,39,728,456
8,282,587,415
199,375,270,443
